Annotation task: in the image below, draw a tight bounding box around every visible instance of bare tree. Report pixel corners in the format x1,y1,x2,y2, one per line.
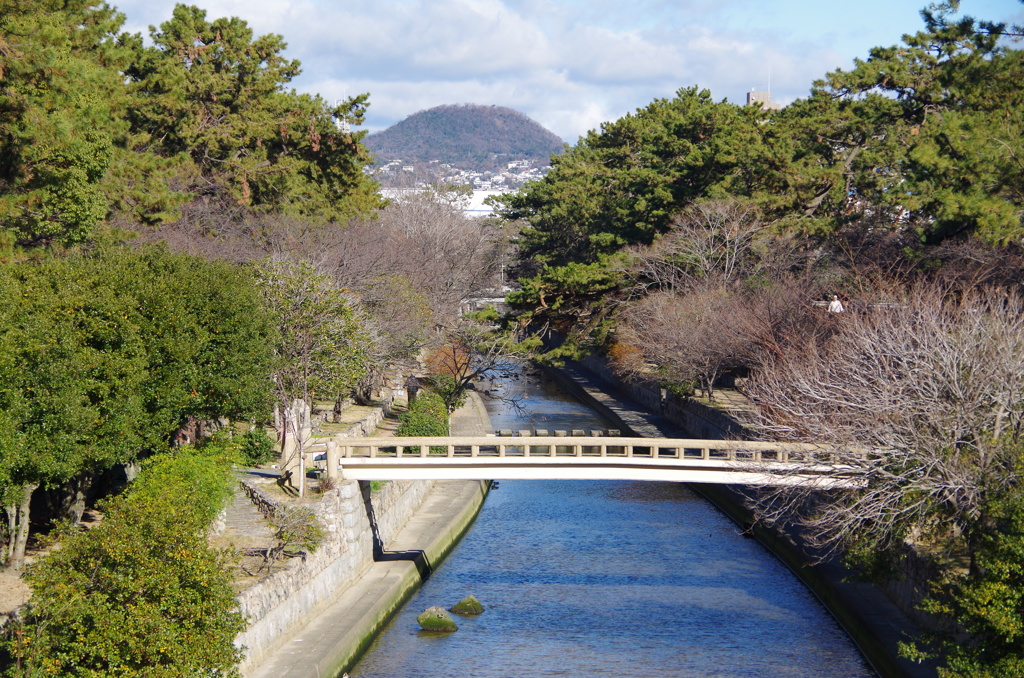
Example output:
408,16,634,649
371,189,503,321
615,283,755,399
619,198,764,295
732,274,834,364
425,319,535,412
744,284,1024,567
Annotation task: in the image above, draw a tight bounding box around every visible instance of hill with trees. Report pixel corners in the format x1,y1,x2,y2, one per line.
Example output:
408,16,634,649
363,104,565,171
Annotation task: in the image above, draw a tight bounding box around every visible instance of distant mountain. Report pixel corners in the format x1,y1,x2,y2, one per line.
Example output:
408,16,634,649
364,104,565,171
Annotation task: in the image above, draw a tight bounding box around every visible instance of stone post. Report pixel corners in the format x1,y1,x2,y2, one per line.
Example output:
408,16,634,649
296,399,311,498
326,439,339,483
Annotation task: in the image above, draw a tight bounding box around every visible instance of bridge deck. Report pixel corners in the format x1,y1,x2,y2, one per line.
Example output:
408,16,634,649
312,436,863,488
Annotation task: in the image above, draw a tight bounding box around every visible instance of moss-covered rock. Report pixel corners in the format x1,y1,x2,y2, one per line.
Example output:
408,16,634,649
417,606,459,632
449,594,485,615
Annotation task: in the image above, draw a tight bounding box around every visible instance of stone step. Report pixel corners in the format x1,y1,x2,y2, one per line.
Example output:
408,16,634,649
219,489,277,545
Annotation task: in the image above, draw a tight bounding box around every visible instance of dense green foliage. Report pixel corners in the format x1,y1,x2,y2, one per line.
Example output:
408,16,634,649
121,4,383,223
2,446,244,677
0,0,129,246
0,245,275,566
502,88,772,270
0,1,383,247
498,4,1024,333
808,4,1024,244
238,427,277,467
364,103,565,170
396,391,449,438
907,493,1024,677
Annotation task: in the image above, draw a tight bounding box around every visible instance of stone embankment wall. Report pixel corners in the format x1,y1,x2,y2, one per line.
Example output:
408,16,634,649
234,404,434,674
578,355,749,438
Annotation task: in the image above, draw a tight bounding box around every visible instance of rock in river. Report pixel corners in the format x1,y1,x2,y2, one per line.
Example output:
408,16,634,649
417,606,458,632
449,594,485,615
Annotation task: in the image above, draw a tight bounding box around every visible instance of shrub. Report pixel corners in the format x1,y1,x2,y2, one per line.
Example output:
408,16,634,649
1,449,244,677
238,427,277,466
397,391,449,438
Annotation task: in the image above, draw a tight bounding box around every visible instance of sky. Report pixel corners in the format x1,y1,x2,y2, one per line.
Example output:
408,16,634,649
110,0,1024,143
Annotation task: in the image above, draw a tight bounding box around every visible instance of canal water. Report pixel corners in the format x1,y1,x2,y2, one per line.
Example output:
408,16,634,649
349,369,874,678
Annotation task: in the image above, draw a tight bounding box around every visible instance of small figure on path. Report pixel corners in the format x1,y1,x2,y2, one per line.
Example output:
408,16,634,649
828,295,845,313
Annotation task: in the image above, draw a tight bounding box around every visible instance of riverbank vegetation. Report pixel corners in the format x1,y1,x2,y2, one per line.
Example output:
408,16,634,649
494,2,1024,675
2,443,244,677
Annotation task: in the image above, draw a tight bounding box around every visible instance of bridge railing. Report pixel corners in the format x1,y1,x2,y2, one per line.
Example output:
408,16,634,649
330,436,861,464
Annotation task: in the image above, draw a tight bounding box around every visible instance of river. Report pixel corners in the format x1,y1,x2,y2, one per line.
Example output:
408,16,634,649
349,369,875,677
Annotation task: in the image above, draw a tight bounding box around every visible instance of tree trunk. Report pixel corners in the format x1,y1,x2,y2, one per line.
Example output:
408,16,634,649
7,483,39,570
278,399,311,497
48,473,94,525
4,506,15,566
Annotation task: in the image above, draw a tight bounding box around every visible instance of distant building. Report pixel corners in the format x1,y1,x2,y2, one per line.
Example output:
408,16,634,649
746,90,780,111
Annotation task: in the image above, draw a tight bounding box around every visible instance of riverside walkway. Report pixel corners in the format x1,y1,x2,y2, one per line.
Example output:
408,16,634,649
316,435,863,487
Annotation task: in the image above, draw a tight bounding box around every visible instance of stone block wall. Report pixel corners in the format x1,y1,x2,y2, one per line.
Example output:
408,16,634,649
580,354,746,438
234,400,433,674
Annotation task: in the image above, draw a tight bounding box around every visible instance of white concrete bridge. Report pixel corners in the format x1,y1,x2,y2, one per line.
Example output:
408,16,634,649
312,436,863,488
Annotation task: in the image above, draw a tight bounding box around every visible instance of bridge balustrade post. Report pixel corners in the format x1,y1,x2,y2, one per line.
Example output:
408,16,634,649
447,444,454,457
471,445,479,457
419,445,428,457
702,448,710,460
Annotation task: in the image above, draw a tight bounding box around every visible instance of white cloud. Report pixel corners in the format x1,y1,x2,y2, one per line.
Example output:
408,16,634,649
110,0,1024,142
